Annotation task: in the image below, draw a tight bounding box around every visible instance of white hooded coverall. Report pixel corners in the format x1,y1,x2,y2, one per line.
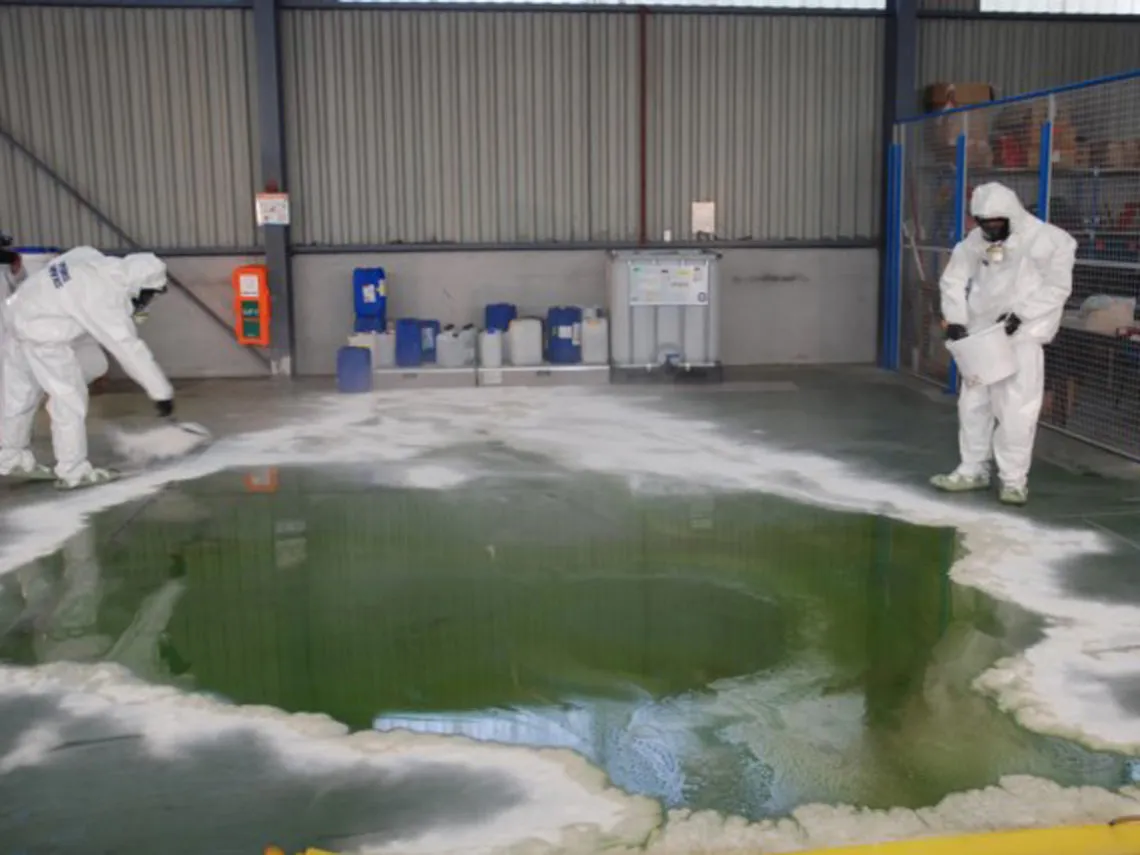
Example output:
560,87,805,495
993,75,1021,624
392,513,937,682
939,183,1078,490
0,248,173,485
1,256,108,413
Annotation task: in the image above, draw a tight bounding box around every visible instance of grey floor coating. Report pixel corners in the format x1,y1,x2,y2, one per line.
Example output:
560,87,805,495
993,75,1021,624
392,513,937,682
1,366,1139,852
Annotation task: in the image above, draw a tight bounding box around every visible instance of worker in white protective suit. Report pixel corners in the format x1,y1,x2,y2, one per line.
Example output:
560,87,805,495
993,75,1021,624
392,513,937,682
0,234,23,421
930,182,1077,506
0,242,109,440
0,247,175,489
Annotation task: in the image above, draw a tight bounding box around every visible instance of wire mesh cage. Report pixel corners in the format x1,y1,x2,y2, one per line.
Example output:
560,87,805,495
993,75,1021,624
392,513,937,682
891,71,1140,460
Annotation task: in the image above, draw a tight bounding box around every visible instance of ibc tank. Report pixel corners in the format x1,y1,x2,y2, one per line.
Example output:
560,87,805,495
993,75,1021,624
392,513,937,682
607,250,720,369
395,318,423,367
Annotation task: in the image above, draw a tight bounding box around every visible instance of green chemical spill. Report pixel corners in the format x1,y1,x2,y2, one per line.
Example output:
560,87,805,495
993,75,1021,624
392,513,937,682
0,467,1125,820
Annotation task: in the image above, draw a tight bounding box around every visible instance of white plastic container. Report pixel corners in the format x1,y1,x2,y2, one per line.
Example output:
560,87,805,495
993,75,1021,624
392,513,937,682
349,332,397,370
348,332,376,364
506,318,543,366
436,328,468,368
459,325,477,366
581,317,609,365
947,323,1017,387
479,329,503,368
375,331,396,368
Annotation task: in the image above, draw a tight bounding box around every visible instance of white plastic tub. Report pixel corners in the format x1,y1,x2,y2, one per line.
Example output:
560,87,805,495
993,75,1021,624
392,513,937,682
947,323,1017,387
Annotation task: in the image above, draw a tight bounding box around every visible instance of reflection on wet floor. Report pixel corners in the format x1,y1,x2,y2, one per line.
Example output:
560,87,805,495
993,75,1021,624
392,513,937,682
0,464,1128,824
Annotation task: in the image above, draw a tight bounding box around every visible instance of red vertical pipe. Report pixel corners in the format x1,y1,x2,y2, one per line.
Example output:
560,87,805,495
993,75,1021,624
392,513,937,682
638,6,649,246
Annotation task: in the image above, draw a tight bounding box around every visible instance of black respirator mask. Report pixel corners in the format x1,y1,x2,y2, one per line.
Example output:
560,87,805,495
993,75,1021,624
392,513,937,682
977,217,1011,243
0,232,16,267
132,288,161,323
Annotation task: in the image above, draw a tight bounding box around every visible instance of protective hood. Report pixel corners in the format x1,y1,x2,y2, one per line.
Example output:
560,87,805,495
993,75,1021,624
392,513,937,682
970,182,1029,231
120,253,168,298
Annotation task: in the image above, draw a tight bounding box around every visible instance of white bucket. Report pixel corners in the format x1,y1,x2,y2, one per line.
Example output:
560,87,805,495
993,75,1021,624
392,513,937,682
947,323,1017,387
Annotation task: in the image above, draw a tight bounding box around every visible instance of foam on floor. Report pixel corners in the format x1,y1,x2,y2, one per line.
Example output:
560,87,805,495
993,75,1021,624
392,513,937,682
1,386,1138,851
0,661,1137,855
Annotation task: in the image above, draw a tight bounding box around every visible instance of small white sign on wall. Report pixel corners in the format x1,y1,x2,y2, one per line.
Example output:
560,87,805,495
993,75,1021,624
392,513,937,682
691,200,716,235
255,193,290,227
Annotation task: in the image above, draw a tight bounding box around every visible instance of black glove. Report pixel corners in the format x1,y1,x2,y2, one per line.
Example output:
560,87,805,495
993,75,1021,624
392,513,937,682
944,323,967,342
156,399,175,419
997,313,1021,336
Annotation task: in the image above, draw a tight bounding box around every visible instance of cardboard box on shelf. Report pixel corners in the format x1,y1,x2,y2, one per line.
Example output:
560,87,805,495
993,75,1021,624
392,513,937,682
1053,120,1078,152
924,83,995,112
1105,141,1130,169
1027,142,1078,171
923,82,994,161
927,112,990,162
1026,100,1073,129
1075,141,1106,169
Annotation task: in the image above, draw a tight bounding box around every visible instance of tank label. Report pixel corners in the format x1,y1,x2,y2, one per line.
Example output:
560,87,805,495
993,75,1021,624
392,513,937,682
629,261,709,306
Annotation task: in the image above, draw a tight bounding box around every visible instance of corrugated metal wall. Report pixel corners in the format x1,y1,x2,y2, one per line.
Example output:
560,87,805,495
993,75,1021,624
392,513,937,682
3,6,1137,253
919,18,1140,96
0,6,258,250
646,15,883,241
282,9,636,246
283,10,884,246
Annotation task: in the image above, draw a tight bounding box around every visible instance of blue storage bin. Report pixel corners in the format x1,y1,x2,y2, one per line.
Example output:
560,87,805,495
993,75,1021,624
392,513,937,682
547,306,583,365
485,302,518,333
353,267,388,329
420,319,441,364
396,318,423,367
337,346,373,394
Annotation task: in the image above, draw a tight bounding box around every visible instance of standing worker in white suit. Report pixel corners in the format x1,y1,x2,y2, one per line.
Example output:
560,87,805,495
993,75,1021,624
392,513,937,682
930,182,1077,506
0,247,175,490
0,234,25,431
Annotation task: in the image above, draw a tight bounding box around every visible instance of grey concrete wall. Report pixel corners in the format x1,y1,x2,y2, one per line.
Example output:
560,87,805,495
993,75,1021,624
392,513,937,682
292,248,880,376
109,255,270,381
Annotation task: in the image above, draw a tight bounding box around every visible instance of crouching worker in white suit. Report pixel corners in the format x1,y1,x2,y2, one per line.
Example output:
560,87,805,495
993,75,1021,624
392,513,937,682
0,247,174,490
930,182,1077,506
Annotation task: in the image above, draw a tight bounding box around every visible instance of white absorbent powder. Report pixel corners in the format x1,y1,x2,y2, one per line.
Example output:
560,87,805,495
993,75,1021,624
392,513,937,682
106,422,212,466
0,384,1136,854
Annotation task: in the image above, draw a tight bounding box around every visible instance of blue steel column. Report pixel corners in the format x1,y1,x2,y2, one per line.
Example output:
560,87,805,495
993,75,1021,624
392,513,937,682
254,0,296,376
946,130,967,394
1037,94,1055,221
879,0,917,369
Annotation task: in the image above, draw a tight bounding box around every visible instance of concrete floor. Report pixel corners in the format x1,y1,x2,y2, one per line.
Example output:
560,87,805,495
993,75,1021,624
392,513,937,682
1,366,1139,853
